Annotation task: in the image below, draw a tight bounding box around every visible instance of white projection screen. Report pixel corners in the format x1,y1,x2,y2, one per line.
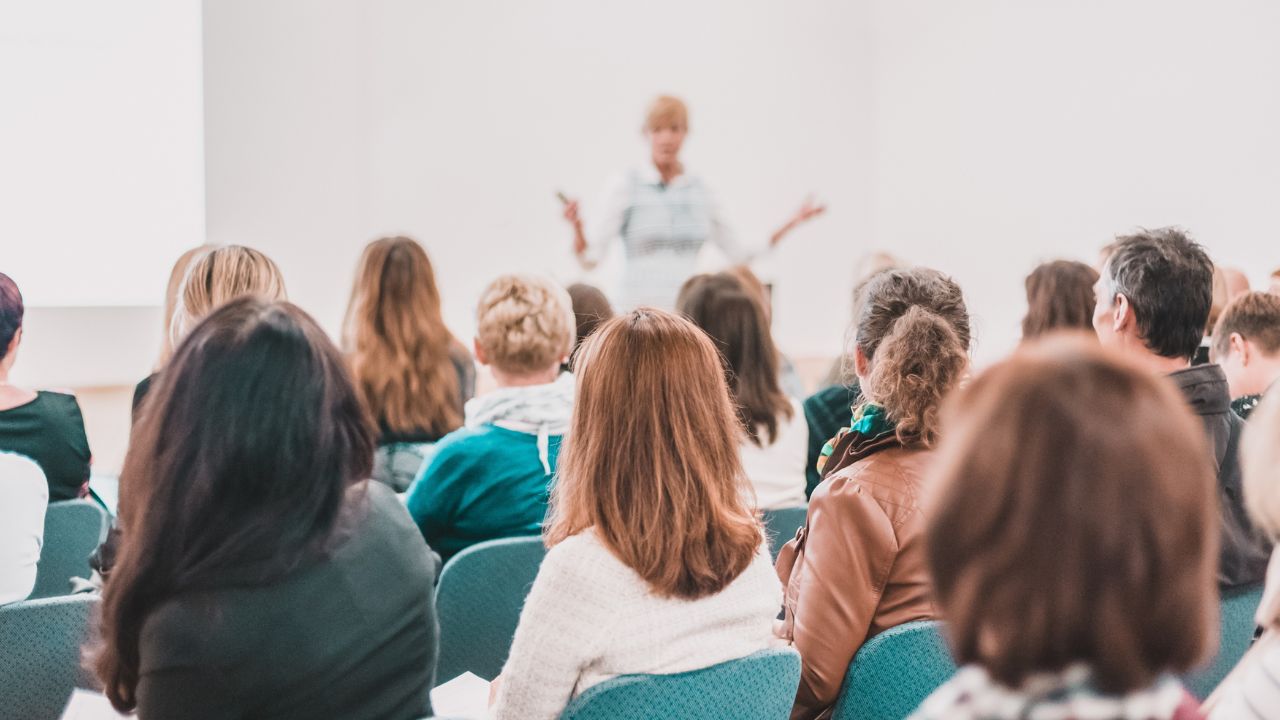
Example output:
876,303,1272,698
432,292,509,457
0,0,204,308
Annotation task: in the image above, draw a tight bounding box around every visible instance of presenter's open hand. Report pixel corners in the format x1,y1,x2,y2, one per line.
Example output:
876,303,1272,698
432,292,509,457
771,196,828,247
561,197,589,257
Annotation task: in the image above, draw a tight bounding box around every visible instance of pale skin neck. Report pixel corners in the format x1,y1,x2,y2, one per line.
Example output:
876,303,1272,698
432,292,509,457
1124,344,1194,375
490,364,561,389
651,154,682,184
1239,355,1280,397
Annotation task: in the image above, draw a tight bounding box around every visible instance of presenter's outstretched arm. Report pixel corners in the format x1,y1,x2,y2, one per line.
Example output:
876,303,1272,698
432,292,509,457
770,197,827,247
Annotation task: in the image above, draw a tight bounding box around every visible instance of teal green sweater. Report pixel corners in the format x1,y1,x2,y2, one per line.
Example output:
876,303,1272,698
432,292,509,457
405,425,560,564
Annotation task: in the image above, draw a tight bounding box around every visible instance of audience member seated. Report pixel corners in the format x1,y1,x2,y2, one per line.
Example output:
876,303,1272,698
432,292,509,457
726,265,806,399
406,274,574,564
912,338,1216,720
0,452,47,605
132,245,287,416
1211,291,1280,419
137,244,212,405
1207,387,1280,718
1020,259,1099,340
489,309,781,720
1092,227,1271,587
805,253,908,496
343,236,475,491
1270,267,1280,296
777,267,970,720
678,272,809,509
0,272,91,501
565,283,613,367
95,298,440,719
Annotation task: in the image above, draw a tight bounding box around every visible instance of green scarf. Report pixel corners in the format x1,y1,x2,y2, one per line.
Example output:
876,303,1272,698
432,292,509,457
815,402,895,474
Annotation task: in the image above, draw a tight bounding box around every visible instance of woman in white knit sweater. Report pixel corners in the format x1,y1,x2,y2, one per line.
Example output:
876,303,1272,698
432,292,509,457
490,308,783,720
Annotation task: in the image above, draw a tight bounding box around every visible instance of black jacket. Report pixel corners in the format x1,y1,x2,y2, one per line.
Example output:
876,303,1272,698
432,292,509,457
1170,364,1271,588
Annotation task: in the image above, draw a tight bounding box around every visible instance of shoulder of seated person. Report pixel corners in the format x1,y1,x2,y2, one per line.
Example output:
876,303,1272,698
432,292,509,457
816,447,931,499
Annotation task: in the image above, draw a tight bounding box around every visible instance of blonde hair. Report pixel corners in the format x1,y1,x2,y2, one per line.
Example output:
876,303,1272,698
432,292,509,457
1243,387,1280,542
343,236,463,437
547,309,762,599
171,246,286,346
476,274,574,375
156,244,214,368
645,95,688,132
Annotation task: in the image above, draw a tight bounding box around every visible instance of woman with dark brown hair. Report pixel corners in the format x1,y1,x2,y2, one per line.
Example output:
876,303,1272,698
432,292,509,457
1021,259,1099,340
678,272,809,509
489,309,782,720
912,338,1216,719
343,236,475,490
96,298,440,719
776,267,970,720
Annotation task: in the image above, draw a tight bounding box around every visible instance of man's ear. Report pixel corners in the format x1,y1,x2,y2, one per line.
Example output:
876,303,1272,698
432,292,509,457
1112,293,1133,334
1229,332,1250,365
473,338,488,366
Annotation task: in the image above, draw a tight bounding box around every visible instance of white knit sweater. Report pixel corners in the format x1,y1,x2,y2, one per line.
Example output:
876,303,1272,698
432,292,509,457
490,529,783,720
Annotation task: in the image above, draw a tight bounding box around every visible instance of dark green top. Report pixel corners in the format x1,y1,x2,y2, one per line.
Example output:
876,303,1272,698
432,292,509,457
405,424,559,564
802,383,861,498
135,482,440,720
0,391,91,501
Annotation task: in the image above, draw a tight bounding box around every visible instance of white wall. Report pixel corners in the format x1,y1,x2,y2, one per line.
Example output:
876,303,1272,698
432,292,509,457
204,0,874,358
206,0,1280,367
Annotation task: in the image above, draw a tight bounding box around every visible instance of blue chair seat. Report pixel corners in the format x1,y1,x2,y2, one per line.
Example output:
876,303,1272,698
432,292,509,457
32,500,109,600
434,536,547,685
1183,584,1265,699
0,594,101,720
560,648,802,720
832,620,957,720
762,506,807,559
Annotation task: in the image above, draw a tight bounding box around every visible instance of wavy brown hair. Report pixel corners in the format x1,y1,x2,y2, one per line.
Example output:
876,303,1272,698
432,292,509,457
343,236,463,437
96,298,375,712
1021,260,1099,340
854,268,970,447
546,308,762,599
677,272,793,446
926,337,1217,693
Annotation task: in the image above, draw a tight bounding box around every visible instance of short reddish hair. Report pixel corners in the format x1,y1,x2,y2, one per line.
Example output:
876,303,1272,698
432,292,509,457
0,273,23,362
925,337,1218,693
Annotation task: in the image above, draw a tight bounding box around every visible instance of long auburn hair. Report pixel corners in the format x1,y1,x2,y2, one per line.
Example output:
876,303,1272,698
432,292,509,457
342,236,463,436
96,298,375,712
677,272,793,446
546,308,762,599
853,268,970,447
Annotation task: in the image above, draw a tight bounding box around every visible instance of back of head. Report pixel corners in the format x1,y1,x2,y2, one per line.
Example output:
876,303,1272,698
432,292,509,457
157,244,215,367
548,308,762,600
172,245,287,345
0,272,23,363
1100,227,1213,361
854,268,971,447
100,297,374,710
677,272,791,446
1212,291,1280,360
566,283,614,356
1021,260,1100,339
476,274,574,376
925,338,1216,694
343,236,461,436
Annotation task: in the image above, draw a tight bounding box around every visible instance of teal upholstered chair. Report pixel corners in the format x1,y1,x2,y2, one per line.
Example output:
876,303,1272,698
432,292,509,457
761,506,807,559
434,536,546,685
0,594,101,720
32,500,109,599
832,620,957,720
559,648,802,720
1183,584,1265,699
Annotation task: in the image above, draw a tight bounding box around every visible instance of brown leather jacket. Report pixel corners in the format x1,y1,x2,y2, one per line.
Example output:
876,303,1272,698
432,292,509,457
775,443,939,720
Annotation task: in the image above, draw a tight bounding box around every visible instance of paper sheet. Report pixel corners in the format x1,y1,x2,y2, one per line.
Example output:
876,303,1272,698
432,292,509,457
430,671,492,719
61,689,130,719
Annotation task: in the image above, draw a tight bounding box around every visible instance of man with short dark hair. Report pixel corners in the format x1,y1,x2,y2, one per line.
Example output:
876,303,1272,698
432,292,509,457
1094,227,1270,588
1212,291,1280,419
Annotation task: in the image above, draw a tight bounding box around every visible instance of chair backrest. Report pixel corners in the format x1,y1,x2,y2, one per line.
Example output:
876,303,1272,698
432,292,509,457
32,500,109,600
0,594,101,720
434,535,546,685
1182,584,1265,699
762,505,807,559
832,620,957,720
560,648,802,720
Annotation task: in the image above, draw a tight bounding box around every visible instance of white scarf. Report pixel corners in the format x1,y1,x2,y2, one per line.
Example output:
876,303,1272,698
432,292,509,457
464,372,575,474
